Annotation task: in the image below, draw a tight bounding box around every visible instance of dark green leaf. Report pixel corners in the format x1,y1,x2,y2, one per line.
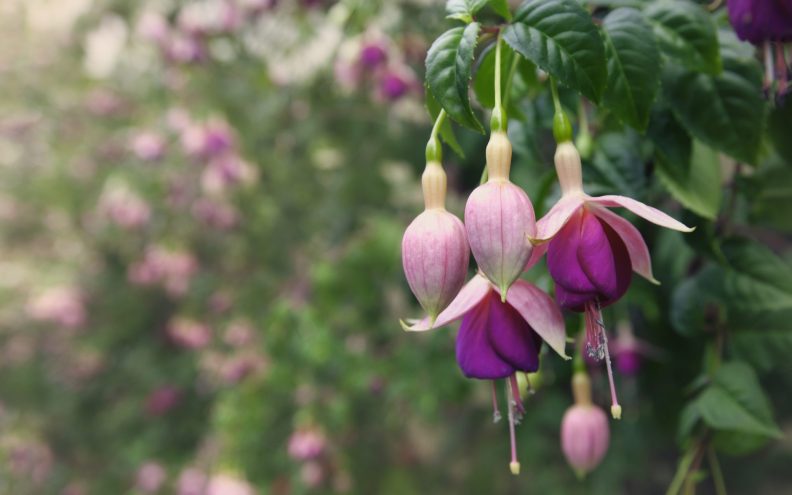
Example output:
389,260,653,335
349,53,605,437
601,8,660,130
670,265,725,337
662,45,765,164
502,0,607,102
426,88,466,159
645,0,721,74
488,0,512,20
426,24,485,133
696,362,782,438
656,140,722,220
768,98,792,163
743,164,792,233
446,0,488,22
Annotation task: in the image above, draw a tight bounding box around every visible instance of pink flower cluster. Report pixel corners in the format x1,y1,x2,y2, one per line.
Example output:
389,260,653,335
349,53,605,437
27,287,87,329
128,246,198,297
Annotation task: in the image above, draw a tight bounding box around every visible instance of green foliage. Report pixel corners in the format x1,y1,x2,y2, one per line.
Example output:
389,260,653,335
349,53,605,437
645,0,721,74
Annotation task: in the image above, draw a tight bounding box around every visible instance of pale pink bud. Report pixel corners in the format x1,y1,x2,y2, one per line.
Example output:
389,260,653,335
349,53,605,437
130,131,166,162
288,428,326,461
560,373,609,477
465,132,535,297
27,287,86,329
206,473,256,495
167,317,211,349
177,468,207,495
135,462,167,493
402,162,469,320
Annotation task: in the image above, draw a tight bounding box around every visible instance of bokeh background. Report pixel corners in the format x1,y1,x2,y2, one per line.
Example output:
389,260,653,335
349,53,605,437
1,1,791,494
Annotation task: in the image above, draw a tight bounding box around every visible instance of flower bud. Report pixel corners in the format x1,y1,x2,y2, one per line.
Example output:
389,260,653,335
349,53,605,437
465,132,535,298
554,142,583,196
402,162,469,320
560,373,609,477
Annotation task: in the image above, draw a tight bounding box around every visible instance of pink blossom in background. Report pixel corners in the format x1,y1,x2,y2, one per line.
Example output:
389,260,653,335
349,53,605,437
192,198,238,229
98,183,151,229
135,462,167,493
223,320,255,347
167,107,193,133
181,119,235,159
177,468,208,495
136,10,170,46
177,0,241,36
201,154,256,195
287,428,326,461
85,89,125,117
130,131,166,162
166,32,206,64
128,246,198,297
167,317,212,349
206,473,257,495
359,41,388,69
300,461,324,488
219,351,267,384
27,287,86,329
145,386,182,416
7,438,53,484
209,290,233,314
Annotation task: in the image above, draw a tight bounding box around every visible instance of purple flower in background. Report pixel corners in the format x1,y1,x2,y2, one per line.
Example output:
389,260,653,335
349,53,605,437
360,42,388,69
98,182,151,229
136,11,170,46
379,72,410,100
532,142,692,418
181,118,235,159
128,246,198,297
192,198,238,229
135,462,167,493
727,0,792,43
201,154,256,194
166,32,206,64
167,317,212,349
145,386,182,416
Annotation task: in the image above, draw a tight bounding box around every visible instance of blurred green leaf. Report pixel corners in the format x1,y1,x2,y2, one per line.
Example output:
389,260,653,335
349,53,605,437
446,0,489,22
656,140,722,220
662,40,764,164
602,8,660,130
488,0,512,20
426,88,466,158
645,0,721,74
426,24,485,133
503,0,607,102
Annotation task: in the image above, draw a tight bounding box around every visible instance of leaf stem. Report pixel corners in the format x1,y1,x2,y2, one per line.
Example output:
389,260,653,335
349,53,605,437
491,32,506,132
708,445,728,495
666,443,699,495
425,110,446,162
502,53,521,108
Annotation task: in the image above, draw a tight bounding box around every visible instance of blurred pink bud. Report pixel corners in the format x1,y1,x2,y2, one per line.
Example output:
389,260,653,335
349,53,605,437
98,183,151,229
145,386,182,416
136,462,167,493
136,11,170,45
288,428,326,461
167,318,212,349
465,132,535,296
201,154,256,195
192,198,238,229
379,72,410,101
166,33,206,64
27,287,86,329
177,468,208,495
300,461,323,488
206,473,257,495
561,373,609,477
402,210,469,320
130,131,166,161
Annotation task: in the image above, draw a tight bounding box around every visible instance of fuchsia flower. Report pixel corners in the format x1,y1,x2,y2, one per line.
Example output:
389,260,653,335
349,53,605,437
533,142,693,417
401,160,469,320
727,0,792,43
465,131,536,297
560,372,609,477
402,272,567,473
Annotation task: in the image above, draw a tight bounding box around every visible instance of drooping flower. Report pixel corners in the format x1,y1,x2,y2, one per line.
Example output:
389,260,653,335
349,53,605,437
727,0,792,44
401,159,469,321
359,41,388,69
532,142,693,418
402,272,568,473
465,131,536,298
560,372,609,477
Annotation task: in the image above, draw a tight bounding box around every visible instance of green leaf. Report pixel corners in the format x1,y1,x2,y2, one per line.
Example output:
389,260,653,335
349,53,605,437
732,331,792,372
768,98,792,163
742,163,792,233
446,0,488,22
662,45,765,164
502,0,607,102
488,0,512,20
601,8,660,130
696,362,782,439
647,105,691,176
656,140,722,220
670,265,725,337
425,88,466,159
645,0,721,74
425,24,485,133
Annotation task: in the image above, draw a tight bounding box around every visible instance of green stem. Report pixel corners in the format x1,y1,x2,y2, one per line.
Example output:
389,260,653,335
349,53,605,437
666,444,698,495
549,77,563,115
549,77,572,143
502,53,521,108
707,446,727,495
491,33,506,132
425,110,446,162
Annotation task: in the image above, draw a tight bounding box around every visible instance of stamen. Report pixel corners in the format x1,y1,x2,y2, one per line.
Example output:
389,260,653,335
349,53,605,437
584,302,605,360
593,301,622,420
505,380,520,475
509,374,526,416
491,381,502,423
523,372,535,396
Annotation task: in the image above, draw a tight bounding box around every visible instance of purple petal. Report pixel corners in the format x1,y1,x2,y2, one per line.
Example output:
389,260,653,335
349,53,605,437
485,295,541,372
547,209,598,294
578,213,632,306
590,204,659,284
554,284,595,313
455,293,515,379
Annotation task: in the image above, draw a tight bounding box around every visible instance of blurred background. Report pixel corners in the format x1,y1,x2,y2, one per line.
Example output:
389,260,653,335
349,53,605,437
0,0,791,494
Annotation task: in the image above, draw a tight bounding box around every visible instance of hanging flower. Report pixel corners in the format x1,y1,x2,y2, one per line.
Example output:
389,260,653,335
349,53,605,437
560,372,609,477
727,0,792,44
532,142,692,418
402,272,568,473
465,131,536,298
